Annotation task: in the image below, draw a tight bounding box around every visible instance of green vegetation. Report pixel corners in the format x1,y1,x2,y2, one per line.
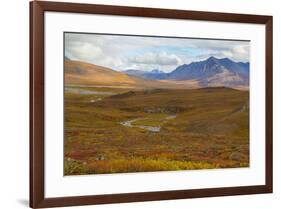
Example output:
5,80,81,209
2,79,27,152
64,86,249,175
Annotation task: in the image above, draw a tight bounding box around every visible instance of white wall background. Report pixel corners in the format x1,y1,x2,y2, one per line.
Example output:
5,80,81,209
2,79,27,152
0,0,279,208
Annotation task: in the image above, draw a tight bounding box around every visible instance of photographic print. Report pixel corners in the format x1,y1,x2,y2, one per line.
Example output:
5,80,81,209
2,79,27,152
64,32,250,175
30,2,272,207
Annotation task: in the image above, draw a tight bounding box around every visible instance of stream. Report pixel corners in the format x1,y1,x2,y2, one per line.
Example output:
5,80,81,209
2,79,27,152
120,115,176,133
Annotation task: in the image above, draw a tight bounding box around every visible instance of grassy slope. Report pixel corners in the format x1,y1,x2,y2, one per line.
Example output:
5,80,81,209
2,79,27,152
65,60,136,86
65,59,200,89
64,87,249,175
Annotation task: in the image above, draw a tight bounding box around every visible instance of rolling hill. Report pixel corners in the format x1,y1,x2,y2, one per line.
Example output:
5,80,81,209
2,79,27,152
65,59,137,86
64,58,186,89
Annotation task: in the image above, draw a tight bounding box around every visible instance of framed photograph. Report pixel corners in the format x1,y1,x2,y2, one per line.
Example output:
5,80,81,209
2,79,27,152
30,1,273,208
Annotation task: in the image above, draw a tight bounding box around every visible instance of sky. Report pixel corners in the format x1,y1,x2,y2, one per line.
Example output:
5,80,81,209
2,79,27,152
65,33,250,73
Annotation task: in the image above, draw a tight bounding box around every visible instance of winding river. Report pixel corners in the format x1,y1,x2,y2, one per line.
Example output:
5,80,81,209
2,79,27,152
120,115,176,133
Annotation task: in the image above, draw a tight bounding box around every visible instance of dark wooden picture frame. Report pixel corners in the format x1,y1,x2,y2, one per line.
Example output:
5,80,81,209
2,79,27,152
30,1,273,208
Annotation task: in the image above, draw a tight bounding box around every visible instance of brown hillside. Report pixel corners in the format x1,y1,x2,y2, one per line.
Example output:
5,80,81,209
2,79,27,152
64,59,191,89
65,60,137,86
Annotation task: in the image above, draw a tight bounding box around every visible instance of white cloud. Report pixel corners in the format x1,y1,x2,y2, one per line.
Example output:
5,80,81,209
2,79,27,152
129,52,182,66
66,43,103,61
65,33,250,72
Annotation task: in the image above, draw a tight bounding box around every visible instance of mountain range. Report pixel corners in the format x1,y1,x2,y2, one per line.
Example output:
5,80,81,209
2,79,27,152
124,69,168,80
65,56,249,89
124,56,249,88
64,58,184,89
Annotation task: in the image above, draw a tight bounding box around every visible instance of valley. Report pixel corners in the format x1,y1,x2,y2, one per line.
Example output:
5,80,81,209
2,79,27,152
64,33,250,175
64,85,249,175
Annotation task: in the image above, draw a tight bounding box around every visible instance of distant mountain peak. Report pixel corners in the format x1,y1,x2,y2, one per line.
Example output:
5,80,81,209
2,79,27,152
207,56,217,60
151,69,164,74
206,56,220,64
167,56,249,88
124,69,167,80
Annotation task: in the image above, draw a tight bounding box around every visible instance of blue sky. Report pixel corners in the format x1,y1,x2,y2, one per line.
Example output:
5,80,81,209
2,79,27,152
65,33,250,73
